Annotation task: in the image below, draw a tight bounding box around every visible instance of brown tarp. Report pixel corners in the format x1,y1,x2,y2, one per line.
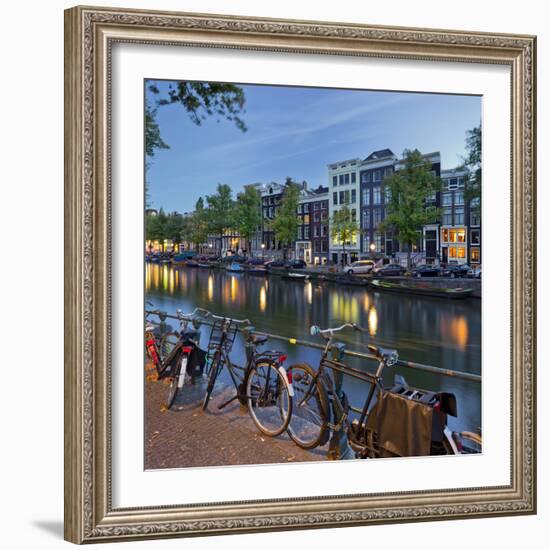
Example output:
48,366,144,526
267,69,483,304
370,391,434,457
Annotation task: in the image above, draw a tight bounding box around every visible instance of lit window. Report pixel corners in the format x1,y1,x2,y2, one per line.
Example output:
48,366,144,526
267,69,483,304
457,247,466,259
471,247,480,262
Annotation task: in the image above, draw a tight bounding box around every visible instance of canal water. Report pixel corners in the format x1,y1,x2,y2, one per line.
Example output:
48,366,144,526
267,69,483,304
145,263,481,434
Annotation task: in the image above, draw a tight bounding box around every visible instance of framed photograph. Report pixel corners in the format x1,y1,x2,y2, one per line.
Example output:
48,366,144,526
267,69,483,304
64,5,537,544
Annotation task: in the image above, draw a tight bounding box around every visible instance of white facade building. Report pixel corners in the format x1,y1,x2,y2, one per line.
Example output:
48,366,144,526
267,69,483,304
327,159,362,265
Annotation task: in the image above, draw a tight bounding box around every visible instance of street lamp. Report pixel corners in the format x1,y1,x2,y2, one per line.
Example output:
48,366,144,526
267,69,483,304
369,242,376,259
261,242,265,261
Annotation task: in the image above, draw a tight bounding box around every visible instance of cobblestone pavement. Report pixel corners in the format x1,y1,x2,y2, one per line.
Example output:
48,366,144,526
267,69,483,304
145,367,327,470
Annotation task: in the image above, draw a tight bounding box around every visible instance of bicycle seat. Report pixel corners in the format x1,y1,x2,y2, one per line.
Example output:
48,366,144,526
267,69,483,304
368,344,398,363
145,324,156,332
250,334,268,346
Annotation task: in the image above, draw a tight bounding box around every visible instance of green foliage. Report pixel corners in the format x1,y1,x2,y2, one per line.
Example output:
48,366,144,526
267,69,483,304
380,149,441,268
270,182,300,259
145,105,170,157
145,81,247,158
206,184,236,244
145,208,185,245
235,186,262,256
330,201,359,264
181,198,209,251
462,124,482,214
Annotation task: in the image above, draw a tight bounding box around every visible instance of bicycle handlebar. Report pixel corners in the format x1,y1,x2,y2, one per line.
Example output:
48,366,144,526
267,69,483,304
177,308,250,325
310,323,364,337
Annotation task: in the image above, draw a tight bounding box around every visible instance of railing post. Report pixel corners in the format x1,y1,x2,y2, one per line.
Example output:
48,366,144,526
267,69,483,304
327,344,355,460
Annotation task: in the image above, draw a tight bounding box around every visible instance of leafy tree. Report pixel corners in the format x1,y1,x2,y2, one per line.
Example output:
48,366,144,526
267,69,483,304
330,201,359,266
145,81,247,157
270,181,300,260
235,186,261,257
206,184,235,254
380,149,441,270
461,124,482,216
182,198,210,252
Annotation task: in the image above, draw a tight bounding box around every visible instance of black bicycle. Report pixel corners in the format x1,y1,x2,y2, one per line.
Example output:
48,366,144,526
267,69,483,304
145,307,207,409
201,312,294,437
287,323,467,458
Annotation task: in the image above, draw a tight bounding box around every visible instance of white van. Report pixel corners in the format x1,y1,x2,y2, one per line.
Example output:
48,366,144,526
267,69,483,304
343,260,375,275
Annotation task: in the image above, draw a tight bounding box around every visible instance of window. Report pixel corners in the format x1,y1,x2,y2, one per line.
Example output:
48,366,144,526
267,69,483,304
351,189,356,203
297,204,303,214
313,240,320,252
313,211,320,222
374,231,383,252
313,202,320,210
351,208,357,222
333,192,338,205
321,224,327,236
442,207,452,225
362,188,370,206
373,207,382,226
385,167,393,177
332,175,337,186
339,191,345,204
373,186,381,204
361,172,371,184
321,201,327,210
455,206,465,225
303,203,310,213
442,228,449,243
339,174,344,185
384,187,391,202
471,247,480,262
321,240,328,252
313,225,319,237
304,226,310,239
303,214,310,224
351,172,356,183
471,229,480,244
457,247,466,259
457,177,465,188
374,169,383,181
362,209,371,229
344,173,350,185
470,198,481,226
344,190,350,203
442,192,453,206
297,227,303,239
455,191,464,205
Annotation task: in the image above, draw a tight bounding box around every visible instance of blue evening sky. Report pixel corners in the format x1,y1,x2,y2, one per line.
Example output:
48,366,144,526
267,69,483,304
146,81,480,213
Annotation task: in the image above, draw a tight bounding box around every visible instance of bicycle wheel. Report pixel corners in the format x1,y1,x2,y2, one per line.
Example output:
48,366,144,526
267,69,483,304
286,363,329,449
202,350,222,411
165,362,181,410
246,360,292,437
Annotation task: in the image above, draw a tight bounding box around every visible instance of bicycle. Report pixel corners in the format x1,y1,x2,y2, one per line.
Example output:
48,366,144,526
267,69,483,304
287,323,468,458
201,312,294,437
145,307,208,409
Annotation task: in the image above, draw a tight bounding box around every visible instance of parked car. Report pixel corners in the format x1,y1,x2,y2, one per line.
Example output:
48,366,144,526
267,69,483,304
287,259,307,269
265,259,289,269
467,265,482,279
221,255,247,264
372,263,406,277
343,260,375,275
411,264,441,278
246,257,266,266
440,264,470,278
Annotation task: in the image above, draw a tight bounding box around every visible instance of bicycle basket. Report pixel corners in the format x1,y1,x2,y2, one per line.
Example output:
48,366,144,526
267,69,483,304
207,318,239,353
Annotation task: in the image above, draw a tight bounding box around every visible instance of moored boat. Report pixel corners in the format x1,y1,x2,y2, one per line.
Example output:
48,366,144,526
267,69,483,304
370,279,473,299
282,272,310,281
226,262,244,273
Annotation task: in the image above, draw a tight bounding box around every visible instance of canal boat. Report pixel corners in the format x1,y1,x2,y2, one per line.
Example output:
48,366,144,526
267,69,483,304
226,262,245,273
282,272,310,281
370,279,473,299
197,262,211,268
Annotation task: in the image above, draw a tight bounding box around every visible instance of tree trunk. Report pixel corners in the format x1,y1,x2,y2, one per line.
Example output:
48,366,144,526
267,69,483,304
342,239,347,268
407,242,412,272
248,239,252,258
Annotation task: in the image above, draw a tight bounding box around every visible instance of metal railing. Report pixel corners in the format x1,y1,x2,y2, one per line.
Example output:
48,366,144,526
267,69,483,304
145,309,481,384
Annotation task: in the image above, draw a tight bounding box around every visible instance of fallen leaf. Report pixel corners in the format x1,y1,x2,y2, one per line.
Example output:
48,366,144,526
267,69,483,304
160,404,168,412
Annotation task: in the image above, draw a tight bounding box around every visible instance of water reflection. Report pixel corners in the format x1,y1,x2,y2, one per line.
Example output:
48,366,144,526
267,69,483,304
145,262,481,432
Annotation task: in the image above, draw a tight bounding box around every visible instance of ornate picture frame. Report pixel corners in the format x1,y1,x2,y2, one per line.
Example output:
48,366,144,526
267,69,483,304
64,5,536,544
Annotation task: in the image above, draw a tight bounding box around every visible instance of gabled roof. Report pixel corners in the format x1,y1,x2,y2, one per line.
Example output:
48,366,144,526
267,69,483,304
364,148,395,161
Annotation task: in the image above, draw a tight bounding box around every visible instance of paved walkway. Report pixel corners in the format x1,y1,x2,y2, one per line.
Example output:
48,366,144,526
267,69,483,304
145,366,327,470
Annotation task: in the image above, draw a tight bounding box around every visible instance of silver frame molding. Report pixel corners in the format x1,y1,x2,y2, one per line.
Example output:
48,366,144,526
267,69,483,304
64,5,537,544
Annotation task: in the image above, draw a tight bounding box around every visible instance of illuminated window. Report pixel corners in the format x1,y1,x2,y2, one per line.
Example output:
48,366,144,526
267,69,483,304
449,246,457,258
471,247,480,262
442,229,449,243
457,247,466,259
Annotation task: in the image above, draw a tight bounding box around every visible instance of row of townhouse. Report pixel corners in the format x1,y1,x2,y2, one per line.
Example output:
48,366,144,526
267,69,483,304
327,148,481,267
175,148,481,266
